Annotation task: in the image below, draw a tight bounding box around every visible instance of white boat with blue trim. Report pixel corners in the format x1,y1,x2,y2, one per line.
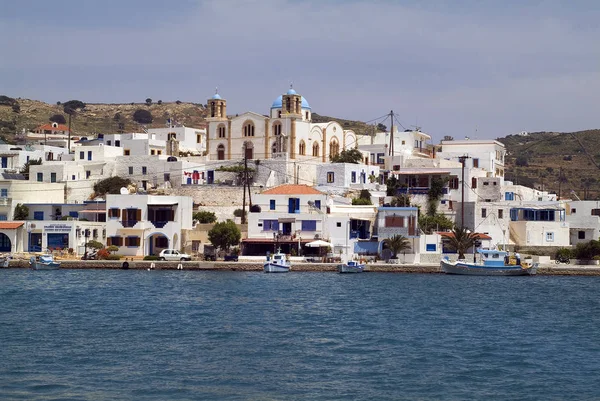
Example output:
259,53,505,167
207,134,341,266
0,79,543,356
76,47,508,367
29,254,61,270
338,260,365,273
441,249,537,276
264,250,291,273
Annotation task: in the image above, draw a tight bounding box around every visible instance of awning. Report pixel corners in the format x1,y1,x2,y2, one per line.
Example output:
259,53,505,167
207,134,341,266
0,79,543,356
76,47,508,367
392,170,451,175
278,218,296,223
79,209,106,213
148,201,178,206
0,222,24,229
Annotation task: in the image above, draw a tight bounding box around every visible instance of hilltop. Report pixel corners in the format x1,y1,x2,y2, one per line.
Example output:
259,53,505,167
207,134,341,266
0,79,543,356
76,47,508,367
499,129,600,200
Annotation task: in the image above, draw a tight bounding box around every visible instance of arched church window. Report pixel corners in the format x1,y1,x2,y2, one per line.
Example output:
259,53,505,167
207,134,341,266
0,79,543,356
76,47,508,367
273,122,282,136
217,144,225,160
243,122,255,137
312,142,319,157
217,124,226,138
211,102,215,118
329,138,340,158
299,140,306,156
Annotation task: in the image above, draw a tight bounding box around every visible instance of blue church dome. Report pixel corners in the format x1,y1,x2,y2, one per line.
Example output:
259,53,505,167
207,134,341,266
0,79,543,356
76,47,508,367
271,94,311,110
212,93,222,100
287,88,297,95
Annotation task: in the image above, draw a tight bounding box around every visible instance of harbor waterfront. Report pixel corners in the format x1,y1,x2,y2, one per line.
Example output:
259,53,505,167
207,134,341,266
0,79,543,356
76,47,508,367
3,259,600,275
1,269,599,400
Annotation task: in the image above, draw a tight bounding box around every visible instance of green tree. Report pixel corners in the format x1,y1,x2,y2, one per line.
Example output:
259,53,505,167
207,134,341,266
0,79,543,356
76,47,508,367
85,240,104,250
382,235,411,258
93,176,132,197
385,175,401,196
145,98,152,106
444,225,478,260
418,213,454,234
233,209,247,218
49,114,66,124
426,176,449,216
377,123,387,132
19,158,42,179
133,109,153,124
193,210,217,224
107,245,119,254
352,197,372,205
13,203,29,220
390,194,411,207
330,148,363,164
62,100,86,111
208,220,241,251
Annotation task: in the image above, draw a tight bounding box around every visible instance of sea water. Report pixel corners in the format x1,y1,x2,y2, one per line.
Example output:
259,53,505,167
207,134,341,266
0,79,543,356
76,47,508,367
1,269,599,400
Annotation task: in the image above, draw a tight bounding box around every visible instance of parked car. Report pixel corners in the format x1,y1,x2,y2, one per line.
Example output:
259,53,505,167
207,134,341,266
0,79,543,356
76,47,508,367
159,249,192,261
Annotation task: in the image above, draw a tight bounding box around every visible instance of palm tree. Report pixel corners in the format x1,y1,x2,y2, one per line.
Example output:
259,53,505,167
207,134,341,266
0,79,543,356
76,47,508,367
445,225,478,260
383,235,411,259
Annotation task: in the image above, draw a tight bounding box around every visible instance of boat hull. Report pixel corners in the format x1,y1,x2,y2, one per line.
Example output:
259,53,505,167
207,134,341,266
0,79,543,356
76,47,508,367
338,264,365,273
264,263,290,273
30,262,61,270
441,259,536,276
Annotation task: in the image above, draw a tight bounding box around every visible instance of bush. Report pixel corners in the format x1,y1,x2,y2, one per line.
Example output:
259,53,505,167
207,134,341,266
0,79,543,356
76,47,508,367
515,155,529,167
144,255,160,260
49,114,66,124
145,98,152,105
233,209,247,218
352,198,372,205
97,248,110,259
105,254,121,260
85,240,104,250
157,100,162,105
555,248,572,259
93,176,132,196
133,109,153,124
107,245,119,254
193,210,217,224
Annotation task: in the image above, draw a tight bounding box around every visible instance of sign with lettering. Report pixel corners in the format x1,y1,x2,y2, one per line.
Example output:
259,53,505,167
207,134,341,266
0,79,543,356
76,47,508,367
43,224,72,233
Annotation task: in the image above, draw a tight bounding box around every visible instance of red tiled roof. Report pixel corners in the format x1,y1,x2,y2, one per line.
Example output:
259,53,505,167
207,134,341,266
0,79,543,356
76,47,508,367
438,232,492,240
0,222,24,229
35,123,70,132
262,184,323,195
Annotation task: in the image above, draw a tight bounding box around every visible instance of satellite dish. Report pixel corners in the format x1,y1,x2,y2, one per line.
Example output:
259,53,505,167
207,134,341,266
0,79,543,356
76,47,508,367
119,187,128,195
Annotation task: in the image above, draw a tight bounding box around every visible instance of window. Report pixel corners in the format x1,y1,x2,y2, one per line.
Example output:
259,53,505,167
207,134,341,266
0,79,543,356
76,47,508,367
288,198,300,214
546,232,554,242
385,216,404,227
124,149,130,156
243,122,255,137
107,140,111,146
351,171,356,183
270,200,276,210
426,244,436,252
86,171,91,179
473,158,479,168
327,172,335,183
0,188,7,197
314,200,321,209
88,151,92,161
263,220,279,231
69,211,78,218
125,236,141,247
481,208,487,218
108,208,121,218
329,139,340,158
79,151,84,159
51,173,57,183
164,173,170,182
483,181,489,186
107,236,123,246
197,134,202,144
471,177,477,189
157,150,162,155
377,153,385,164
218,125,226,138
34,211,44,220
115,140,121,147
312,142,319,157
142,166,147,175
578,231,586,240
337,222,342,227
72,175,76,180
401,140,406,145
302,220,317,231
505,192,515,201
151,149,155,155
0,214,6,221
498,209,504,219
299,140,306,156
128,166,133,175
37,172,43,182
449,177,459,189
591,209,600,216
572,208,577,214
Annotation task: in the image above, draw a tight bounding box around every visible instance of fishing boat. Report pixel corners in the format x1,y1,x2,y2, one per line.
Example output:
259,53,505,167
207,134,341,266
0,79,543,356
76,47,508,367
0,254,10,268
264,249,291,273
338,260,365,273
29,254,61,270
441,249,537,276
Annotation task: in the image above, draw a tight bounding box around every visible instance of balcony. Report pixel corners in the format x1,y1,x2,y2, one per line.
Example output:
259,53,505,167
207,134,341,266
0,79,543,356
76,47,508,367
150,220,170,229
122,220,139,228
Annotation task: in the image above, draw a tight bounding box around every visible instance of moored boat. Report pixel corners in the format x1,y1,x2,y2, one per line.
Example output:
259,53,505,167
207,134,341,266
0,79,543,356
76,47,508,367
29,254,61,270
338,260,365,273
441,249,537,276
0,254,10,268
264,250,290,273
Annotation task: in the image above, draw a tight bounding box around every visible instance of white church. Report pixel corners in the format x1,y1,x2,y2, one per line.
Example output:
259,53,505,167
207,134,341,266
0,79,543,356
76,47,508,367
205,86,360,162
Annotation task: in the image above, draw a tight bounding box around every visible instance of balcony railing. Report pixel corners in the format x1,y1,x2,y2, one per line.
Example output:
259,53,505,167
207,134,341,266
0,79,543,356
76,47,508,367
122,220,139,228
151,220,170,228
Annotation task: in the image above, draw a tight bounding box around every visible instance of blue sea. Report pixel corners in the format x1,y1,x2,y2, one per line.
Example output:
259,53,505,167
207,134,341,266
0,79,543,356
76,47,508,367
1,269,599,400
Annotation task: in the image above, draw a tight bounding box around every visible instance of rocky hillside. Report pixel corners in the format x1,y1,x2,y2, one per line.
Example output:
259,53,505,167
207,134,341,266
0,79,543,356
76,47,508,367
499,129,600,200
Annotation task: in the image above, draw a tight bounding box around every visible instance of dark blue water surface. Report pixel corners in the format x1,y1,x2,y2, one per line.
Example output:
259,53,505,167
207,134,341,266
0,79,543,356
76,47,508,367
1,270,599,400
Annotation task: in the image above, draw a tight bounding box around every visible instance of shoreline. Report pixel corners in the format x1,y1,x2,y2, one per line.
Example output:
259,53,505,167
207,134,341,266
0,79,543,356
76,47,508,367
4,259,600,275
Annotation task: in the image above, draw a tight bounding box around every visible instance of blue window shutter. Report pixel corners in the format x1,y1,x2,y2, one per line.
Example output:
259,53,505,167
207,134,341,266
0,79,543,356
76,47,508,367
302,220,317,231
88,151,92,161
270,200,275,210
314,200,321,209
295,198,300,213
288,198,294,213
69,211,78,218
0,189,7,197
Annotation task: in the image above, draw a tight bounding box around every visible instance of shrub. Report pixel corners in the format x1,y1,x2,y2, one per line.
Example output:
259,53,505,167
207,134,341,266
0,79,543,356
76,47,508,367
145,98,152,105
144,255,160,260
352,198,372,205
105,254,121,260
233,209,247,218
107,245,119,254
193,210,217,224
515,155,529,167
93,176,132,196
157,100,162,105
176,100,182,104
97,248,110,259
133,109,153,124
49,114,66,124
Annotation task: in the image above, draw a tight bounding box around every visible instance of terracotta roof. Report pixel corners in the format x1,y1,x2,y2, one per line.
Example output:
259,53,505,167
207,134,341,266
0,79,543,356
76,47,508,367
262,184,323,195
438,232,492,240
35,123,70,132
0,222,24,229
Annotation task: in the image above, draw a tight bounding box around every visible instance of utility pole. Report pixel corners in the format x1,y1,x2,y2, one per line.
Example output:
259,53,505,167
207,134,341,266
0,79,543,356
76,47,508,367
246,158,252,209
558,167,562,200
67,112,72,154
388,110,394,156
458,155,470,229
241,145,247,224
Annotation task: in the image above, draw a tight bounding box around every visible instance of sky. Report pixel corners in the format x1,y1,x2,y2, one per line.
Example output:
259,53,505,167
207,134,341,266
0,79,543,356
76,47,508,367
1,0,599,142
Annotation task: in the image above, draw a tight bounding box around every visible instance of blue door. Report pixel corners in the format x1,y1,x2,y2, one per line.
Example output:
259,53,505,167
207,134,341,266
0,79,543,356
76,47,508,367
207,171,214,184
